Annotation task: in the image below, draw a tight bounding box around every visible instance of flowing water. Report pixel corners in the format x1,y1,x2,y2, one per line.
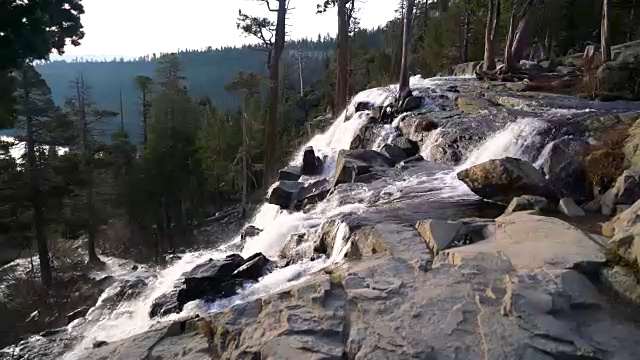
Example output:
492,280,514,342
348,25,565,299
6,75,629,359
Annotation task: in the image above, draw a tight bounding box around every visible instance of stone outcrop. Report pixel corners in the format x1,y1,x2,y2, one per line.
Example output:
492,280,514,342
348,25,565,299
457,157,555,204
603,199,640,266
301,146,324,176
79,212,640,360
502,195,550,215
558,197,585,217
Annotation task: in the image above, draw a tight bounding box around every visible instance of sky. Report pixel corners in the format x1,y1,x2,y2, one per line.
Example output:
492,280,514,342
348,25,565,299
58,0,398,59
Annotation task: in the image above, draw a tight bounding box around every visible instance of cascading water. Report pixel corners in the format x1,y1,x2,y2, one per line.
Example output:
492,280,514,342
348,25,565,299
7,75,605,360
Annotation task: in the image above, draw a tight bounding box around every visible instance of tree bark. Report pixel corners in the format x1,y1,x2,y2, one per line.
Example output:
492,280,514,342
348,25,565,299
601,0,612,63
263,0,287,189
461,0,471,63
510,0,541,67
483,0,501,71
336,0,349,113
399,0,416,96
504,0,519,72
628,0,637,43
22,66,53,288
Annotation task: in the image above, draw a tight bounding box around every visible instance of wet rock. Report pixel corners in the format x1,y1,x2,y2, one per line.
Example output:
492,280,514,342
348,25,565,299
267,181,304,209
281,232,311,265
397,114,439,143
92,340,108,349
149,253,274,319
457,157,555,204
278,165,302,181
390,136,420,158
131,265,139,271
596,59,640,99
350,123,383,150
379,144,407,164
292,178,331,210
455,95,492,113
103,278,148,307
539,137,591,201
354,101,374,113
396,155,425,169
241,225,262,240
66,306,90,324
343,149,395,168
452,61,482,76
332,154,372,187
399,96,423,113
415,219,463,255
301,147,323,176
558,198,585,217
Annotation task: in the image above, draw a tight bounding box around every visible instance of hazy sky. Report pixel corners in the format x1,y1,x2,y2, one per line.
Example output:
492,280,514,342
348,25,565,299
61,0,397,58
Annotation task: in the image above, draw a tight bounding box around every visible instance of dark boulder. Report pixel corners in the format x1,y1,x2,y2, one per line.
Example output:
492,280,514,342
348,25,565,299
350,123,384,150
301,147,324,176
399,96,423,113
150,253,273,319
103,278,148,308
268,181,304,209
344,149,396,168
355,101,374,113
397,115,439,143
539,137,591,201
380,144,408,164
66,306,90,324
396,155,425,169
332,153,372,187
391,136,420,158
278,166,302,181
293,178,331,210
241,225,262,241
457,157,556,204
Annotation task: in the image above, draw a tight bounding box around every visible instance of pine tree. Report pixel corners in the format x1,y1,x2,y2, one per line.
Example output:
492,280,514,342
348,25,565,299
12,63,58,287
134,76,154,151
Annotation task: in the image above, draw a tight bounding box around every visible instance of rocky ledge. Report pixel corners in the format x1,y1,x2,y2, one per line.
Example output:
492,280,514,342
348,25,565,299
78,209,640,359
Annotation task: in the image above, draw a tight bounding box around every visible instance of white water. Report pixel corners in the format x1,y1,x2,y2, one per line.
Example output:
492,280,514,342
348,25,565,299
22,75,585,359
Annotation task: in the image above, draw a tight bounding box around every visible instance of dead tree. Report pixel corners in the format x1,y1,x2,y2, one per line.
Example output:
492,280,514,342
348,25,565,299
399,0,416,98
601,0,611,63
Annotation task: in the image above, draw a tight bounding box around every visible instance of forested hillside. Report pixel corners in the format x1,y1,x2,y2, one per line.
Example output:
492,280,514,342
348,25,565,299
33,38,340,141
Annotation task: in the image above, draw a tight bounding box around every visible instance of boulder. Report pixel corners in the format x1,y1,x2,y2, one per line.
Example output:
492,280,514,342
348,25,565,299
601,187,618,216
354,101,374,113
390,136,420,158
343,149,395,168
150,253,273,319
267,181,304,209
600,266,640,305
539,137,591,201
396,155,425,169
603,199,640,265
332,155,372,187
456,157,555,204
292,178,331,210
350,123,384,150
415,219,463,255
278,166,302,181
596,60,640,99
379,144,407,164
452,61,483,76
301,147,323,176
66,306,90,324
241,225,262,241
397,115,439,143
558,198,585,217
399,96,423,113
502,195,549,216
614,169,640,205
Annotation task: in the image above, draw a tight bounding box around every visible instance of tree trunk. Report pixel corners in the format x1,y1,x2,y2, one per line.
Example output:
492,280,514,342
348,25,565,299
601,0,612,63
483,0,501,71
241,102,248,220
336,0,349,113
510,0,541,67
504,0,519,72
399,0,416,96
142,90,148,150
544,28,552,59
628,0,637,43
461,0,471,63
22,66,53,288
263,0,287,189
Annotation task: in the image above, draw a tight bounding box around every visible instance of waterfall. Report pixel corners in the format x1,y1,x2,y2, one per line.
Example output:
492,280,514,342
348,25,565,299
42,76,576,360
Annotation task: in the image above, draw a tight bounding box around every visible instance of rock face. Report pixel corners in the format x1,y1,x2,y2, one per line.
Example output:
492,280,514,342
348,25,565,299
539,137,591,201
399,96,423,113
603,199,640,265
390,136,420,158
83,212,640,360
149,253,273,319
457,157,555,204
332,149,394,187
379,144,407,164
278,165,302,181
